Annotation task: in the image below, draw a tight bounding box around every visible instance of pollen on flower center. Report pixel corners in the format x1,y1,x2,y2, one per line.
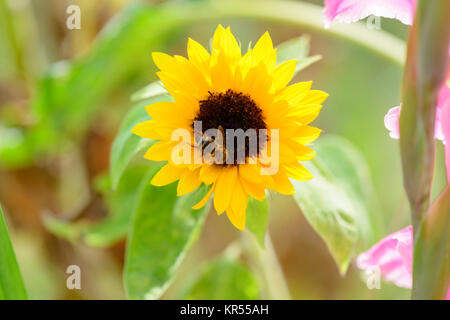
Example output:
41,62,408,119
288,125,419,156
194,89,267,164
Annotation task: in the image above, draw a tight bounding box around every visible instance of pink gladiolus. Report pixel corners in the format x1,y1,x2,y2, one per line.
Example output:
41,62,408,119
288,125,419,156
441,87,450,182
357,226,450,299
384,106,401,139
384,83,449,142
323,0,416,28
383,81,450,180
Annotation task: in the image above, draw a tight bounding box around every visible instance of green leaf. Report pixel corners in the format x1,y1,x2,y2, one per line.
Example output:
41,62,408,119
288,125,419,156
276,35,322,74
0,206,27,300
179,255,259,300
110,96,170,189
291,135,379,274
295,55,322,73
131,81,167,102
246,197,269,247
124,175,211,300
314,136,383,244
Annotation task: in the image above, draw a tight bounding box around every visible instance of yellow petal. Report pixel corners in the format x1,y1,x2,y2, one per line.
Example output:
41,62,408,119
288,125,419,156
282,140,316,161
271,60,296,91
156,67,207,100
276,81,312,104
288,104,322,125
283,162,313,181
300,90,329,105
292,126,322,144
144,141,175,161
252,31,273,64
212,24,226,53
279,141,298,160
187,38,211,75
211,25,241,69
177,168,201,196
173,55,210,93
145,101,172,119
241,178,266,201
226,180,248,230
223,27,241,63
131,120,158,139
213,166,238,215
210,51,236,91
271,169,295,195
239,164,263,184
231,179,248,216
151,164,184,186
200,164,221,185
156,71,181,96
152,52,174,72
240,61,272,102
295,145,316,161
238,49,253,77
137,121,189,140
192,185,214,210
145,101,188,125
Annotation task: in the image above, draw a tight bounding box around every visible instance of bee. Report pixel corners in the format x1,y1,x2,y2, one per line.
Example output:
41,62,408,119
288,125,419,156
194,125,228,164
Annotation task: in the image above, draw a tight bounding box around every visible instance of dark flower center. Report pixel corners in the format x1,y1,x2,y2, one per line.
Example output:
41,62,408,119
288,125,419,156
193,89,267,165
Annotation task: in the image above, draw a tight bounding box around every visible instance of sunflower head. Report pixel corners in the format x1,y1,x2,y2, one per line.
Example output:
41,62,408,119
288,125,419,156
132,25,328,230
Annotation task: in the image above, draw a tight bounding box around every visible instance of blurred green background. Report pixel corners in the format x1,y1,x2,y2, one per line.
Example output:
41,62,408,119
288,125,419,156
0,0,445,299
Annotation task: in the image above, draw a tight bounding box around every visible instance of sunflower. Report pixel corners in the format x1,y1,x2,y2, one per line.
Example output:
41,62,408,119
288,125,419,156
132,25,328,230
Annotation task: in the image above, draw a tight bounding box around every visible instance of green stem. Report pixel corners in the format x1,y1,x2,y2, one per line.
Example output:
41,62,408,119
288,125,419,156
398,0,450,299
412,186,450,299
400,0,450,232
242,231,291,300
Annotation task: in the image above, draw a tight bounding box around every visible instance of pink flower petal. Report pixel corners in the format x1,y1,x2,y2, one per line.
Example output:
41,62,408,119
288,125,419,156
383,77,450,181
384,106,401,139
357,226,413,288
439,83,450,181
323,0,417,28
435,82,450,142
357,226,450,299
383,104,444,142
